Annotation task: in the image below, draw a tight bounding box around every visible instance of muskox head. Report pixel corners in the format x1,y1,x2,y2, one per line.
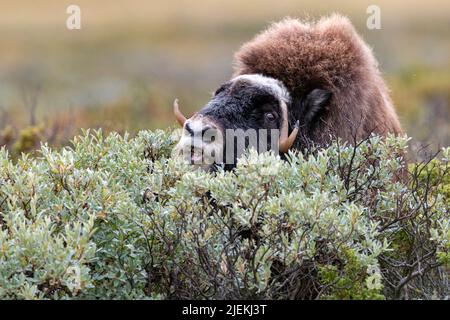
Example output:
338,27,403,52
173,74,331,171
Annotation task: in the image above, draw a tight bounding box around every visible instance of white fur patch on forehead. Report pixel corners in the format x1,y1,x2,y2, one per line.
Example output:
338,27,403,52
232,74,291,104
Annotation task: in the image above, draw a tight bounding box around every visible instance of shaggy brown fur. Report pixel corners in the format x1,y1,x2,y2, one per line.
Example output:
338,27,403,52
233,14,403,146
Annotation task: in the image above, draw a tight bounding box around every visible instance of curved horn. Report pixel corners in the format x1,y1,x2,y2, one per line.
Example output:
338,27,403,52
173,99,187,127
279,101,299,153
279,121,299,153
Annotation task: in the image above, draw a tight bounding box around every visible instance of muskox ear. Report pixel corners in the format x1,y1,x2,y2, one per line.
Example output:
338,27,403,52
303,89,332,124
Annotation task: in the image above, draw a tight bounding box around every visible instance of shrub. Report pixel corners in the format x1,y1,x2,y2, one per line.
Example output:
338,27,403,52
0,129,448,299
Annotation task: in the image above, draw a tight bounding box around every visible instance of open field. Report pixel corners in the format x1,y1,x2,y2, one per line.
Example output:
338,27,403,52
0,0,449,152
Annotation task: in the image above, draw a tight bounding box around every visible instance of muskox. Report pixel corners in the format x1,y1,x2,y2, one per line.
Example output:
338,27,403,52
174,14,403,170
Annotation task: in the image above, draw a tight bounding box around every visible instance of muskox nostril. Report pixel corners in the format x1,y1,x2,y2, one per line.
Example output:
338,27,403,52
201,126,214,136
183,119,219,140
185,123,194,136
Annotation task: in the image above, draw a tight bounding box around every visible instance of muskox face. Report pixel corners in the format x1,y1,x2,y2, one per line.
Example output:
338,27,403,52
173,74,330,171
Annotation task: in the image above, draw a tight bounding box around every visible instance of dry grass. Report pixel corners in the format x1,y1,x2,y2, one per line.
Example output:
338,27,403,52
0,0,448,148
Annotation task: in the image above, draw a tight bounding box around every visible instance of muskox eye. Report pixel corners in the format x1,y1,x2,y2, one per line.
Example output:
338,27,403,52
265,112,276,122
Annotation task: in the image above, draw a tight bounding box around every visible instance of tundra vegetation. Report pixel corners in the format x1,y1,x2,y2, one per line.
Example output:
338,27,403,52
0,129,448,299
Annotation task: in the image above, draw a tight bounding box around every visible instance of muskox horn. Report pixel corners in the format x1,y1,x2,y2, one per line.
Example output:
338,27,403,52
279,101,299,153
173,99,187,127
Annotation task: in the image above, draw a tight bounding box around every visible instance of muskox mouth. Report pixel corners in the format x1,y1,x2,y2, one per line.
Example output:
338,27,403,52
173,125,223,170
189,147,207,164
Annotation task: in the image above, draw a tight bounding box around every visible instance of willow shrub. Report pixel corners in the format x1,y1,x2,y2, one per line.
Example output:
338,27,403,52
0,129,448,299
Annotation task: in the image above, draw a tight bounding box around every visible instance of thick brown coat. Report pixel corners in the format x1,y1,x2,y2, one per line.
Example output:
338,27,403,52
233,14,403,146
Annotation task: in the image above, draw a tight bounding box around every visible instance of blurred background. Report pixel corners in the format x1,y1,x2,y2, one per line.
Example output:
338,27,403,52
0,0,449,156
